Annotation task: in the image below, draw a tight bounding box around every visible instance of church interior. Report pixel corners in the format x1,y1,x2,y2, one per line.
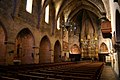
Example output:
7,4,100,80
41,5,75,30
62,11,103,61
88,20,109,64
0,0,120,80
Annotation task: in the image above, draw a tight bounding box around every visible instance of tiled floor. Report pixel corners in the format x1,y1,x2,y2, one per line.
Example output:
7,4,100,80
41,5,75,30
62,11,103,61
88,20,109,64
100,65,119,80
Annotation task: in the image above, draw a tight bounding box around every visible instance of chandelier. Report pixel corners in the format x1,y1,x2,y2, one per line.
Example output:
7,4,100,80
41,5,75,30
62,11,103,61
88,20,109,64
61,20,77,31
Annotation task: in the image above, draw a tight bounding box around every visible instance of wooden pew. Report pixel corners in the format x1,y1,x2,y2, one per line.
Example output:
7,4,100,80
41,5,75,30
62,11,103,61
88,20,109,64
17,73,45,80
0,76,19,80
55,74,92,80
29,72,56,78
29,70,96,79
0,62,104,80
26,71,93,80
17,73,62,80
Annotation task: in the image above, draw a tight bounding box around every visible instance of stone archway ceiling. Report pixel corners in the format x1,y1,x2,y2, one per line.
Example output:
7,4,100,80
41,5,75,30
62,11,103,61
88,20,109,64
53,0,111,39
55,0,106,20
68,0,106,20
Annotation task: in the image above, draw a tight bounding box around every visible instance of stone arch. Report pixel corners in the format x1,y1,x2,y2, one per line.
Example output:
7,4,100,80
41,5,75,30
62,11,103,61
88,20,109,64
71,44,80,54
57,0,106,21
81,10,96,40
15,28,35,64
39,35,51,63
116,10,120,42
0,22,7,65
100,42,108,52
54,40,61,63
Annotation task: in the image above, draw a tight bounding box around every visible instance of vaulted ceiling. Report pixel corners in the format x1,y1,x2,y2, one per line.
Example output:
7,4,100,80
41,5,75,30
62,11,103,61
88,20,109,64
53,0,107,20
52,0,111,38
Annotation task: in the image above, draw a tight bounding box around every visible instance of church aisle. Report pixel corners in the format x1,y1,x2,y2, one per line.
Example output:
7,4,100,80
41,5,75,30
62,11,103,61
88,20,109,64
100,65,119,80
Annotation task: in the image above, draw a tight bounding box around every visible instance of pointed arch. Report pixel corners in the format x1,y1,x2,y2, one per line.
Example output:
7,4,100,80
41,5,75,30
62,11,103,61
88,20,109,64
81,10,96,40
54,40,61,63
100,42,108,52
71,44,80,54
15,28,35,64
39,35,51,63
0,21,7,65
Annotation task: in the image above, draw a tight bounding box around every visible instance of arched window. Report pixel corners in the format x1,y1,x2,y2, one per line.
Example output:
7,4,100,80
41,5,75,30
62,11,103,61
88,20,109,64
26,0,33,13
45,5,49,23
57,17,60,30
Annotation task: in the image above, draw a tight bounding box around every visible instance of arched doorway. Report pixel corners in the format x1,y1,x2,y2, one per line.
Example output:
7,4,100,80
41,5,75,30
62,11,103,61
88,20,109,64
39,36,51,63
99,43,108,62
0,23,6,65
16,28,35,64
69,44,81,61
71,44,80,54
100,43,108,52
54,40,61,63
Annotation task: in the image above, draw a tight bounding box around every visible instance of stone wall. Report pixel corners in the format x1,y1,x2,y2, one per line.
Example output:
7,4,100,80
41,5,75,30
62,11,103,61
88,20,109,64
0,0,62,65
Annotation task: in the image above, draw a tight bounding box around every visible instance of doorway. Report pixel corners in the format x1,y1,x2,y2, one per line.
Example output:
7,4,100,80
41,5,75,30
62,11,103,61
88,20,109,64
39,36,51,63
54,40,61,63
16,28,35,64
0,23,6,65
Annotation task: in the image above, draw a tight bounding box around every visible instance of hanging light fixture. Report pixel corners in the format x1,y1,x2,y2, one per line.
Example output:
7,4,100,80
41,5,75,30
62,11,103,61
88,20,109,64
61,20,77,31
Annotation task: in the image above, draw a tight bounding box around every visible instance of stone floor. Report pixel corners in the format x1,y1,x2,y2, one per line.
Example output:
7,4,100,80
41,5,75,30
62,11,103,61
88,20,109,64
100,65,119,80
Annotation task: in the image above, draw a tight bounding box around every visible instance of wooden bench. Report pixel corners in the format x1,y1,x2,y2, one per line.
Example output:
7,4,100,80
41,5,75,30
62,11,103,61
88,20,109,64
0,62,104,80
17,73,62,80
18,73,45,79
29,72,55,78
0,76,19,80
55,74,92,80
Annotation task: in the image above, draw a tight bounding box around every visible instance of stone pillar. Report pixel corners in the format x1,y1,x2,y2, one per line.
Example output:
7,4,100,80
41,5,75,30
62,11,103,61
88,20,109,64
4,41,15,65
50,49,54,63
33,46,39,64
114,42,120,77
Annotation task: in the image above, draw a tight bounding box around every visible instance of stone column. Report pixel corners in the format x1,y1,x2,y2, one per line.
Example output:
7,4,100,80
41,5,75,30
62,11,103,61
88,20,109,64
4,41,15,65
114,42,120,77
33,46,40,64
50,49,54,63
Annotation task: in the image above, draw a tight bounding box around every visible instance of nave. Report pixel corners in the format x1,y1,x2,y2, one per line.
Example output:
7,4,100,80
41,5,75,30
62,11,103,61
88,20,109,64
100,65,119,80
0,0,120,79
0,61,104,80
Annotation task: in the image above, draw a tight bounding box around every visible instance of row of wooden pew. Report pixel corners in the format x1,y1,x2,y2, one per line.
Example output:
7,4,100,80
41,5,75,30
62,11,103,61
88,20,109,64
0,61,104,80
